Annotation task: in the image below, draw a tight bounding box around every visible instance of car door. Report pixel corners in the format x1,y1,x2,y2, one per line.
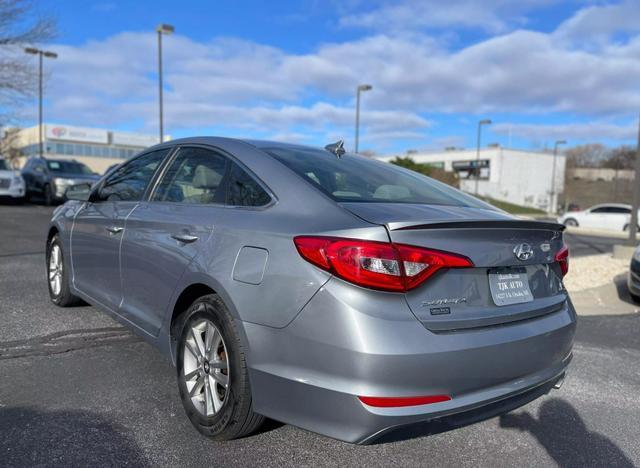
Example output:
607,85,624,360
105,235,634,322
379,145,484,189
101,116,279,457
580,206,607,228
118,146,229,334
70,148,171,309
607,206,631,231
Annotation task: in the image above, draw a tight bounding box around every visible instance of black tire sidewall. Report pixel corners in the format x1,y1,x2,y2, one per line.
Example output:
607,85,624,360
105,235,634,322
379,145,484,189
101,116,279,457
44,184,52,206
565,218,578,227
176,296,245,438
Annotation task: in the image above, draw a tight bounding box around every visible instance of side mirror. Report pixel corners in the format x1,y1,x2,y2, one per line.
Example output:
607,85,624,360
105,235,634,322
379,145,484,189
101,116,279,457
65,183,92,201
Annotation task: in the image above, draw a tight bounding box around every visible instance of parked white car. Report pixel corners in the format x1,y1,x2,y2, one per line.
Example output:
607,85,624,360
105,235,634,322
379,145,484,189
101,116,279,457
558,203,639,232
0,158,25,201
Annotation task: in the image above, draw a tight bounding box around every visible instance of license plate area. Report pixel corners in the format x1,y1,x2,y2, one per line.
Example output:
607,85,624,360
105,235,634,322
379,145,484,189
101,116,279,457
488,267,533,306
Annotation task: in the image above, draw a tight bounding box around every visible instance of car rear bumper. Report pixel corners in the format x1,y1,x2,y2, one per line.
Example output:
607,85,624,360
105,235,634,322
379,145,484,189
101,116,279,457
244,278,577,443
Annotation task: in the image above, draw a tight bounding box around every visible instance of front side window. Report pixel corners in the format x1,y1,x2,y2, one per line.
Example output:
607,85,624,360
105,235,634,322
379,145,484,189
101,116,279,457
266,147,492,208
226,162,271,207
152,147,228,204
98,148,170,202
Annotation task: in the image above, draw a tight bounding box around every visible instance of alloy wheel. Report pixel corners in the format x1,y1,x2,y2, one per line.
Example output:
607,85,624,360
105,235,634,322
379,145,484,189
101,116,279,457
48,244,63,296
182,319,230,417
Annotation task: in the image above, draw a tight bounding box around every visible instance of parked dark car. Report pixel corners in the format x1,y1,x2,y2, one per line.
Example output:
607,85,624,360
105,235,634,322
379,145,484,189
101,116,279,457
22,158,100,205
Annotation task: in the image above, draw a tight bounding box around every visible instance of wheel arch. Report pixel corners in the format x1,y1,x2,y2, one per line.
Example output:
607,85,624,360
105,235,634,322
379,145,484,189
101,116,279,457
166,277,245,365
47,225,59,244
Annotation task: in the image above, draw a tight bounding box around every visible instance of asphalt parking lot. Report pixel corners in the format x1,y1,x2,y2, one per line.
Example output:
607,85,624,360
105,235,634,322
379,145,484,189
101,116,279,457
1,204,639,467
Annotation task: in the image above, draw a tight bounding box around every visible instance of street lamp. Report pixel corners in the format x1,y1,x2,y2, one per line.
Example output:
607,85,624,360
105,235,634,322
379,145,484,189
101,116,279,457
354,84,372,153
549,139,567,214
474,119,492,195
24,47,57,159
156,23,174,143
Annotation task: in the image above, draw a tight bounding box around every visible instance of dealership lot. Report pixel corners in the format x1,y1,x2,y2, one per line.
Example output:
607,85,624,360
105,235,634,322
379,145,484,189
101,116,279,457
1,204,639,467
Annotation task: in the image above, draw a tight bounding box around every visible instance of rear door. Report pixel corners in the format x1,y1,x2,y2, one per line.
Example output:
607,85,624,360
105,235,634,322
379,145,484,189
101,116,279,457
118,146,229,335
70,148,171,309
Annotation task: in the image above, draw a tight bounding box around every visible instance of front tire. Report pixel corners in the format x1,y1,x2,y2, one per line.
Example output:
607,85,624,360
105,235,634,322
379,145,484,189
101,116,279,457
176,294,264,440
43,183,54,206
47,234,82,307
564,218,578,227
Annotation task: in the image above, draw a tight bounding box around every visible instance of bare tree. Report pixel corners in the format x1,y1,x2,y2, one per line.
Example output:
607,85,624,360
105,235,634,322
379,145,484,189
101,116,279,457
0,0,55,124
564,144,608,169
0,127,24,167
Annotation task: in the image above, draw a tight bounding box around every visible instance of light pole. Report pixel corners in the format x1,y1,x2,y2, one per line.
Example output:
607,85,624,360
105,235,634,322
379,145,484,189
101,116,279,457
474,119,492,195
24,47,57,159
549,139,567,214
629,115,640,246
355,84,372,153
156,23,174,143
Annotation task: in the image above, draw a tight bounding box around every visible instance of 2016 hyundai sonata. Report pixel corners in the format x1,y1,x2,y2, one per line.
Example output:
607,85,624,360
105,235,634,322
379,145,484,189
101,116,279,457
47,137,575,443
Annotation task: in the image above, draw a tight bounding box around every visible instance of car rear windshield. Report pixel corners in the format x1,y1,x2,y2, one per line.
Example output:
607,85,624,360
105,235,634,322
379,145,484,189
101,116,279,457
0,160,9,170
265,146,492,208
47,160,94,175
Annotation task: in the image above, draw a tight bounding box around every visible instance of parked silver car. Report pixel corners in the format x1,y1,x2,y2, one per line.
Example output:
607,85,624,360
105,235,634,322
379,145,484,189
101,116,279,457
47,137,576,443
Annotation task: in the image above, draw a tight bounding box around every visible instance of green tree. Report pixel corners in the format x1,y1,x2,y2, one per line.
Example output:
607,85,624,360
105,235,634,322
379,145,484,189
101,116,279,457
390,156,458,187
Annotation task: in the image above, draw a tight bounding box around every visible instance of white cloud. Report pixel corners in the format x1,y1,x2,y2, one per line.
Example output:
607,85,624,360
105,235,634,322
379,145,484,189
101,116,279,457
32,2,640,150
493,121,637,141
554,0,640,45
338,0,554,33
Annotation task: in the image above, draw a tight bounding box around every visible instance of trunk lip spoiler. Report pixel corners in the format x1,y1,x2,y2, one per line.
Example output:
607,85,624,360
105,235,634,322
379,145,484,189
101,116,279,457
389,219,565,232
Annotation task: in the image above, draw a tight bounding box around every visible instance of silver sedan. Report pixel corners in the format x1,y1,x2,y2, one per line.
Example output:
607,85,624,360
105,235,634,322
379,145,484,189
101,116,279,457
46,137,575,443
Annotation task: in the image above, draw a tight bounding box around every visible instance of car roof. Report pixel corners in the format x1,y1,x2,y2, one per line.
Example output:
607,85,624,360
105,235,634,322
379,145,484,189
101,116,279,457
157,136,327,154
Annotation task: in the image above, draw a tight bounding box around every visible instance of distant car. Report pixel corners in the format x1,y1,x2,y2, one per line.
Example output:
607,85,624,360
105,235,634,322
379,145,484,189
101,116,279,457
628,245,640,303
0,158,25,202
22,158,101,205
558,203,639,232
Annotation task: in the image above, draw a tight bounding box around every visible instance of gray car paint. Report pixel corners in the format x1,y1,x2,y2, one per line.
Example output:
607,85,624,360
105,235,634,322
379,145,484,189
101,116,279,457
48,136,576,443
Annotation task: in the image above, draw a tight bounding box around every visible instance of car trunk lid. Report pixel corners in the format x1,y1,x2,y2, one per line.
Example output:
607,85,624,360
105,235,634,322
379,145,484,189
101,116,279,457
340,202,568,331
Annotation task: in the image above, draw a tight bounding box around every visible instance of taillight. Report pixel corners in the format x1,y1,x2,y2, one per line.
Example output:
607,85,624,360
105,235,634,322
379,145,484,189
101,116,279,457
556,244,569,277
294,236,473,292
358,394,451,407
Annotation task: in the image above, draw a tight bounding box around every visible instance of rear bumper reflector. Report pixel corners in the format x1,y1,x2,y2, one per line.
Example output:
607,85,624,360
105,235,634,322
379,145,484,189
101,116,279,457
358,395,452,407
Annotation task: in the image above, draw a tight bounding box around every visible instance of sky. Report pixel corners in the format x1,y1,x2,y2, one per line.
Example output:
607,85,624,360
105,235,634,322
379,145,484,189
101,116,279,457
16,0,640,154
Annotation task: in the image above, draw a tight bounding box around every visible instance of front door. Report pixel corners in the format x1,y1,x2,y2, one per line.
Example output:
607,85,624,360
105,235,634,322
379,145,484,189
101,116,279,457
70,147,172,310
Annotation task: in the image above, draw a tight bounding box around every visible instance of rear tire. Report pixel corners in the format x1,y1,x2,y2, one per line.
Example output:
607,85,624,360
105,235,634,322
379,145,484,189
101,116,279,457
564,218,578,227
176,294,264,440
43,184,53,206
622,224,639,232
46,234,82,307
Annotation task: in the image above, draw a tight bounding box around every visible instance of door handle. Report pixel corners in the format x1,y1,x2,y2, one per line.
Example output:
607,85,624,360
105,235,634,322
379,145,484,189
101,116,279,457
106,226,123,234
171,234,199,244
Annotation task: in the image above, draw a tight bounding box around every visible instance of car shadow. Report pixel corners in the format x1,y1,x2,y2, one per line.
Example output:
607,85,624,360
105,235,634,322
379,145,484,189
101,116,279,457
613,272,639,307
499,398,634,467
0,406,150,467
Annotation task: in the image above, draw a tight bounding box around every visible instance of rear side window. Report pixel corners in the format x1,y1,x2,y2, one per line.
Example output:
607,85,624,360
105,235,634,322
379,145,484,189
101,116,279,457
266,147,490,208
226,162,271,207
152,147,228,204
98,148,170,202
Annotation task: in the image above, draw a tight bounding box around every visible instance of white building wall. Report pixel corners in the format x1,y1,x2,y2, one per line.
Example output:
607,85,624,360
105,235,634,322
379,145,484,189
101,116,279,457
378,148,566,213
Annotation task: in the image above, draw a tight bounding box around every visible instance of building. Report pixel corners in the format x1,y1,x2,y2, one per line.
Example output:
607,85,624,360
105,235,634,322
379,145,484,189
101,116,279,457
377,146,566,213
4,124,162,173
